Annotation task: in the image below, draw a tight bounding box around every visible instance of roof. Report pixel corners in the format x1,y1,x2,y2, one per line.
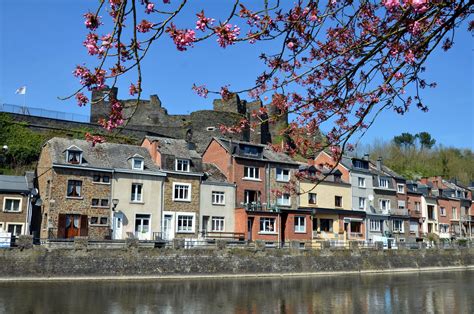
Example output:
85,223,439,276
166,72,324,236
0,175,29,193
213,137,298,165
144,136,201,160
202,163,231,184
46,137,162,173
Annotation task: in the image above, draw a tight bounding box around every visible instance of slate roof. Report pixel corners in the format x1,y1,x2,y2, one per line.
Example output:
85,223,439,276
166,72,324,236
202,163,230,184
144,136,201,160
46,137,162,172
213,137,298,165
0,175,29,193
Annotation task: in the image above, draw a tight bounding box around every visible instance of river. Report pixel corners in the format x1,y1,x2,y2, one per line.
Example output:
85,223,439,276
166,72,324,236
0,270,472,313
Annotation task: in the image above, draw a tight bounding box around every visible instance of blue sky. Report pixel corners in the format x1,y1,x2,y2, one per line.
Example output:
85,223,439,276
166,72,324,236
1,0,472,149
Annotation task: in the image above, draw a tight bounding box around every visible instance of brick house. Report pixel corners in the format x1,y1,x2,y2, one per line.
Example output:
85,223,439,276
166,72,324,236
37,138,165,240
142,136,203,240
0,174,33,237
202,137,302,243
406,181,423,241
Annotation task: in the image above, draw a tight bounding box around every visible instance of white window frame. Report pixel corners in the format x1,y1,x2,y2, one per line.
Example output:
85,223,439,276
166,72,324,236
6,222,24,236
370,219,382,232
66,150,82,164
276,168,290,182
259,217,276,234
358,177,366,188
175,159,190,172
212,191,225,205
173,182,191,202
409,221,418,233
211,216,225,232
393,220,404,233
176,213,195,233
415,202,421,212
379,199,390,211
3,197,22,213
131,183,143,202
243,166,260,180
397,200,406,209
397,183,405,194
452,207,457,219
358,197,366,210
379,178,389,188
132,158,144,170
277,193,291,206
294,216,306,233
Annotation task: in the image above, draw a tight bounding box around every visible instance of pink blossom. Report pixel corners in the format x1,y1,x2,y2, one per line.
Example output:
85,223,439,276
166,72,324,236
137,20,155,33
75,92,89,107
383,0,400,10
83,33,100,55
145,2,155,14
196,11,214,31
129,83,141,95
73,65,106,90
404,49,415,64
215,24,240,48
192,84,209,98
84,12,101,30
409,0,428,13
394,72,404,79
166,23,196,51
85,133,105,146
98,98,124,131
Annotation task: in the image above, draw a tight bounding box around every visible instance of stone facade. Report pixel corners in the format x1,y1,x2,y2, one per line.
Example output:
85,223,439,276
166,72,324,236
0,192,29,235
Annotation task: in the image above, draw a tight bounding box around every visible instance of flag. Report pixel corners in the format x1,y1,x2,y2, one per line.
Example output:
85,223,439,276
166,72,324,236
15,86,26,95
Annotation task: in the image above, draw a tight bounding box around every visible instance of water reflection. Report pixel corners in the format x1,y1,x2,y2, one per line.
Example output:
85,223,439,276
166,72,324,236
0,271,472,313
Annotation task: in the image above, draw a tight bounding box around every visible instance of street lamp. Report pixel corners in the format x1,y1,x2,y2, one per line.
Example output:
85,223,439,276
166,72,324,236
112,198,119,211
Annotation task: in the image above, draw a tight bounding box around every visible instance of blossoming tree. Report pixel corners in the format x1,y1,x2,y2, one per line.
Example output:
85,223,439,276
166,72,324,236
71,0,472,162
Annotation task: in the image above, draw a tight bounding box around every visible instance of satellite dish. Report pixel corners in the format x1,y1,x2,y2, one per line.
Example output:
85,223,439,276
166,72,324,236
31,188,38,196
368,194,374,201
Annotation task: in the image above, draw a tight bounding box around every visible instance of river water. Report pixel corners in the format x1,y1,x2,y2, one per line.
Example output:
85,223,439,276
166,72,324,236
0,270,472,313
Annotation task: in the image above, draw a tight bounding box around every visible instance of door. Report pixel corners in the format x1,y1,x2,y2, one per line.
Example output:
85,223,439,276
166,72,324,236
65,214,81,239
163,214,173,240
113,213,123,240
247,218,254,241
135,214,151,240
202,216,209,237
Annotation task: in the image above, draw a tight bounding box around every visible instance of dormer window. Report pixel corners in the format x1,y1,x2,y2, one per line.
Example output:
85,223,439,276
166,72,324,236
132,158,144,170
176,159,190,172
242,145,259,157
379,178,389,188
67,151,82,164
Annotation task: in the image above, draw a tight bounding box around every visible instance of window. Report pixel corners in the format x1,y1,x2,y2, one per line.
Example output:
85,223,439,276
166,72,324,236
358,197,366,210
91,199,99,206
175,159,190,172
93,174,110,183
177,214,194,233
379,178,389,188
132,158,144,170
320,219,333,232
135,214,150,234
415,202,421,212
259,217,276,233
91,199,109,207
67,150,82,164
67,180,82,198
358,177,366,188
393,220,404,233
409,221,418,233
353,160,368,169
440,224,449,233
211,216,225,232
3,198,21,212
131,183,143,202
294,216,306,233
308,193,317,205
242,145,259,156
90,216,108,225
335,196,343,207
397,184,405,193
244,190,260,204
100,199,109,207
102,175,110,183
277,193,291,206
452,207,458,219
173,183,191,201
370,219,382,232
398,200,406,209
276,168,290,182
212,191,225,205
440,207,446,216
379,199,390,211
244,166,259,180
7,224,23,236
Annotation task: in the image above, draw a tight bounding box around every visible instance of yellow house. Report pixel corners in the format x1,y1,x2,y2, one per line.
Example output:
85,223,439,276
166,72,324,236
298,167,358,241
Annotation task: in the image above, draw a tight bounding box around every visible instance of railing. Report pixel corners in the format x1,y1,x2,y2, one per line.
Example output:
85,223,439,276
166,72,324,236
349,232,364,239
0,103,90,123
200,231,245,241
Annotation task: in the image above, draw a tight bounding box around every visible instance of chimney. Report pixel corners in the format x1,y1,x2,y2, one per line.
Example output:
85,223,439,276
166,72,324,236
364,154,370,161
376,157,382,171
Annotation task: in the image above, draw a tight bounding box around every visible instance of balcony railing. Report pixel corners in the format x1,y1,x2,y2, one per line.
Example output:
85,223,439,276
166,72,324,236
349,232,364,239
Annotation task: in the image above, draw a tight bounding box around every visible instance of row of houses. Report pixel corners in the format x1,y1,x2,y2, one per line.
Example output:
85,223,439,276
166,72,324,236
1,136,473,245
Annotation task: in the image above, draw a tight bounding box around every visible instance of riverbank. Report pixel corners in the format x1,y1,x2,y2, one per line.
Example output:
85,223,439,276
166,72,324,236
1,246,472,281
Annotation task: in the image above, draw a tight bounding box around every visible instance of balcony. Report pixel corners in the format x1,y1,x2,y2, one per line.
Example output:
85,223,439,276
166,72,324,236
349,232,364,240
242,202,278,212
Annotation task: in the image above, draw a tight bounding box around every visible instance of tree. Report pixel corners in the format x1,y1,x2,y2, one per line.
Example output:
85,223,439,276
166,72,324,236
67,0,473,161
416,131,436,149
393,132,416,149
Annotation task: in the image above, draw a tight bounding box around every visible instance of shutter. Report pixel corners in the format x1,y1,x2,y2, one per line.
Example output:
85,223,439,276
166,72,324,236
57,214,66,239
80,215,89,237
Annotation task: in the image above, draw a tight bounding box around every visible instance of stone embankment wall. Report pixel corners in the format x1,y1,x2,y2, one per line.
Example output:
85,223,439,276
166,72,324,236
0,244,472,278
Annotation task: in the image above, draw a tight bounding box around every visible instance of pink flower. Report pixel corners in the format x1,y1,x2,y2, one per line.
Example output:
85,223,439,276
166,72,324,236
405,49,415,64
192,84,209,98
394,72,404,79
166,23,196,51
75,93,89,107
85,133,105,146
409,0,428,13
83,33,100,55
137,20,155,33
215,24,240,48
84,12,101,30
129,83,141,95
196,11,214,31
98,98,124,131
145,2,154,14
383,0,400,10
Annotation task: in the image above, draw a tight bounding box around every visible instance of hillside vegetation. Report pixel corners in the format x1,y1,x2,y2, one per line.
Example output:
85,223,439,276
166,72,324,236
358,132,474,185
